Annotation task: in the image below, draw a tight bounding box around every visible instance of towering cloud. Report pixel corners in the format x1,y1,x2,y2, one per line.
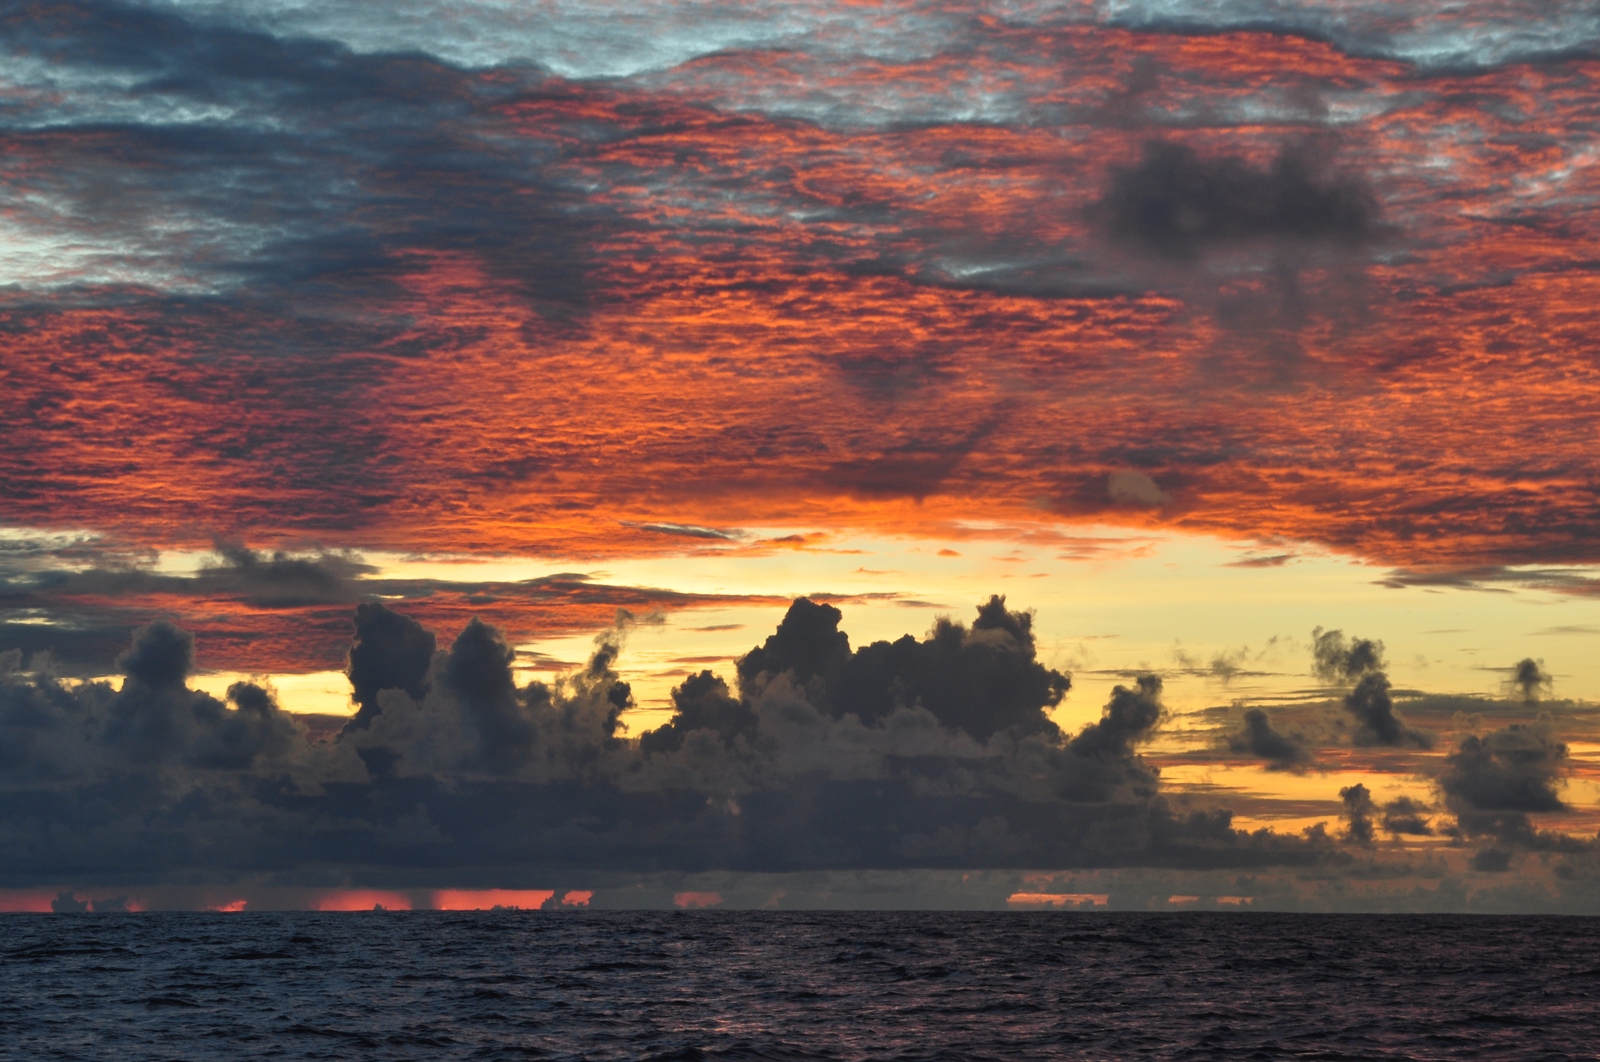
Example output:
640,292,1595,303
0,600,1331,883
736,596,1070,742
345,603,437,730
1339,784,1377,847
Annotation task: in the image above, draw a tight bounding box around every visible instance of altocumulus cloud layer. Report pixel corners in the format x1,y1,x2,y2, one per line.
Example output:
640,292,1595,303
3,0,1600,567
0,599,1336,886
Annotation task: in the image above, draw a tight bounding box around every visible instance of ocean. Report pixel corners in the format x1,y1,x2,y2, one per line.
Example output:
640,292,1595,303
1,911,1595,1059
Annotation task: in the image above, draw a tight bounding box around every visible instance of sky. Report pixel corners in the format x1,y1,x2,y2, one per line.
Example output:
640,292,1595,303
4,0,1600,912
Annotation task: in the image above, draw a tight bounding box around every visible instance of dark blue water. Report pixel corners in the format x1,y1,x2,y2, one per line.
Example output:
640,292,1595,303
1,912,1596,1060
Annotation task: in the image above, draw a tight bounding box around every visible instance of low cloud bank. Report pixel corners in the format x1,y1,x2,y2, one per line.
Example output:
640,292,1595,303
0,598,1325,885
4,602,1595,903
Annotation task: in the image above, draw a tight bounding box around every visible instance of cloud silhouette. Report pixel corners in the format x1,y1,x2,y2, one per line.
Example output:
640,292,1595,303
0,600,1330,883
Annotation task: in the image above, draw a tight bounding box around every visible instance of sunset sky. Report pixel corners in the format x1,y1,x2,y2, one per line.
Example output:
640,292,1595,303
4,0,1600,911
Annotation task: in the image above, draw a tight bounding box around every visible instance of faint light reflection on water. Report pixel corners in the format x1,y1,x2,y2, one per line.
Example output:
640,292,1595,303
1,911,1595,1059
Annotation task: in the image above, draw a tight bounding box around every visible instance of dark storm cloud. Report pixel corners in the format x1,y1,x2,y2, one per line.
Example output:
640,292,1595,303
1096,140,1379,262
637,671,754,755
0,599,1331,883
0,620,302,786
1226,708,1312,769
0,0,600,310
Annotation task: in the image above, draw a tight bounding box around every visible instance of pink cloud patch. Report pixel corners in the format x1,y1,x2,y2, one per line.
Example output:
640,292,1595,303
673,891,724,909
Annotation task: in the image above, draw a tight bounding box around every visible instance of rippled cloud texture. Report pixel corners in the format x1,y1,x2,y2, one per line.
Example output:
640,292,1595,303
4,0,1600,908
5,0,1600,564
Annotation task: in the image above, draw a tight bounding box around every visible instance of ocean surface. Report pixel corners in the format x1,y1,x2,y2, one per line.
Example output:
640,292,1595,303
1,911,1596,1060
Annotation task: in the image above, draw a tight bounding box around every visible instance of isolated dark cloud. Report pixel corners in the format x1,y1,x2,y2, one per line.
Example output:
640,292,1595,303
1509,658,1554,705
1097,140,1378,262
1311,628,1385,683
0,600,1330,884
1344,672,1432,749
1436,722,1591,865
1339,783,1377,847
1226,707,1312,769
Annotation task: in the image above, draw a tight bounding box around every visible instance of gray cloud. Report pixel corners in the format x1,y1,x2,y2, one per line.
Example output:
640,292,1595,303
1340,783,1377,847
1307,628,1429,748
345,602,437,731
1344,672,1432,749
1508,658,1553,705
0,599,1332,884
1226,707,1312,769
1311,627,1385,684
1442,723,1567,817
1097,140,1378,262
1380,796,1435,837
0,0,603,308
1437,721,1592,867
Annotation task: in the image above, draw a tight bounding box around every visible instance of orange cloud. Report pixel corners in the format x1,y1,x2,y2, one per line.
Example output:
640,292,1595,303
430,889,556,911
0,891,57,913
1007,892,1109,908
673,891,724,909
312,890,414,912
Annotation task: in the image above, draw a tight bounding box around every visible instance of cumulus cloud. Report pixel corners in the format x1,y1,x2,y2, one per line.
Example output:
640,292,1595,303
1507,658,1553,705
1339,783,1377,847
1435,721,1593,870
1311,628,1385,683
0,619,310,790
345,603,436,731
1343,672,1432,749
1226,707,1311,769
1308,628,1429,748
735,596,1070,743
1442,723,1567,819
1380,796,1434,837
0,599,1332,883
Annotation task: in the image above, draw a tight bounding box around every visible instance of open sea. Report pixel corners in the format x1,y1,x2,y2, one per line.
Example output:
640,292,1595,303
1,912,1595,1060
